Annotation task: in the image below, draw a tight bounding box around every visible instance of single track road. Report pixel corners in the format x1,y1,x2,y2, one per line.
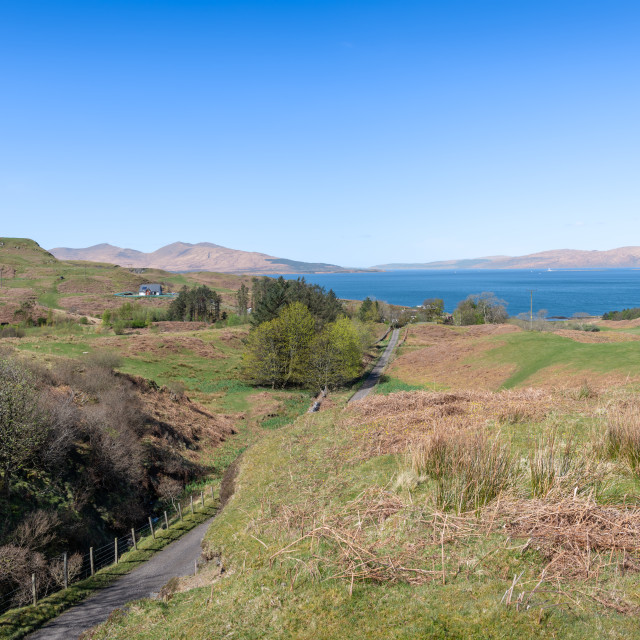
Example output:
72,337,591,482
348,328,400,403
28,516,215,640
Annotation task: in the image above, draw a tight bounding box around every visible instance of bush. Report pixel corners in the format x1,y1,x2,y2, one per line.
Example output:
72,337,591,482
602,307,640,321
0,326,25,338
454,292,508,325
106,302,167,331
225,313,243,327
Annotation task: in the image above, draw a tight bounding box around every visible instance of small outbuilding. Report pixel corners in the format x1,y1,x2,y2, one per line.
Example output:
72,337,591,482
139,284,163,296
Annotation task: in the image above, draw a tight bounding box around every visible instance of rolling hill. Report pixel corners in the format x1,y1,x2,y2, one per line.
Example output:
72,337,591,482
50,242,366,274
374,246,640,270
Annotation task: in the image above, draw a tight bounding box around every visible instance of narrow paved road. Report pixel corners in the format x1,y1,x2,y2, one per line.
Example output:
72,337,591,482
28,516,216,640
349,328,400,403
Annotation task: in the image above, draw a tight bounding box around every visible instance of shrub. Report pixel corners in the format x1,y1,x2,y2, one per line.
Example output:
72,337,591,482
602,307,640,321
107,302,167,330
49,552,83,587
0,326,25,338
453,292,508,326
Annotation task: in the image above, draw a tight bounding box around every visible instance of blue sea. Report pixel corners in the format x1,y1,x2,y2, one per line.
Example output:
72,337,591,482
276,269,640,318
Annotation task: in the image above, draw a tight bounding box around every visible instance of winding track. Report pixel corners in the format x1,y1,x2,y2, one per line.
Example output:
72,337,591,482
348,328,400,403
28,516,215,640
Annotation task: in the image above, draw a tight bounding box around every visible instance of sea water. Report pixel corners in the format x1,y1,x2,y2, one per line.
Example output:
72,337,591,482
275,269,640,318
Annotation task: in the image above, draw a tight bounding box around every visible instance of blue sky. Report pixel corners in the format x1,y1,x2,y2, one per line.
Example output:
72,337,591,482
1,1,639,266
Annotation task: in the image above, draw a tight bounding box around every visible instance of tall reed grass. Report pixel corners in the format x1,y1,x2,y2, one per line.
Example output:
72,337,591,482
408,432,518,513
605,402,640,476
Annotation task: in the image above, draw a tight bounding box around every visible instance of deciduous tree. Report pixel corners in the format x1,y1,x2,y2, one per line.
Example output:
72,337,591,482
454,292,508,325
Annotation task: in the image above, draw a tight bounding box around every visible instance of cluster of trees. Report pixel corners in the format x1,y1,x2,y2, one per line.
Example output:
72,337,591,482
167,285,225,323
358,297,382,323
242,302,366,390
422,298,445,321
241,278,371,391
250,276,342,326
102,302,167,332
602,307,640,321
453,292,508,325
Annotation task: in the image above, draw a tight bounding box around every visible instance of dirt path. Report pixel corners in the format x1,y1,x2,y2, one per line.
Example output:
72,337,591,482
28,516,215,640
348,328,400,403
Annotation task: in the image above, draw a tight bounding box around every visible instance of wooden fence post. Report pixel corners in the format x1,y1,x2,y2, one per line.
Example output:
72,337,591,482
90,547,95,576
178,503,183,521
164,510,169,529
63,552,68,589
131,528,137,551
201,491,205,509
190,495,194,515
32,574,36,606
115,537,118,564
149,516,155,539
210,485,214,501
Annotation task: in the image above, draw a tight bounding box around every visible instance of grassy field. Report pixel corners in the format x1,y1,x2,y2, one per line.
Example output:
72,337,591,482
87,383,640,639
388,323,640,391
481,331,640,388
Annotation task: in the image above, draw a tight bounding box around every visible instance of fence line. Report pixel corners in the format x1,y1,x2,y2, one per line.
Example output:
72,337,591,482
0,485,217,615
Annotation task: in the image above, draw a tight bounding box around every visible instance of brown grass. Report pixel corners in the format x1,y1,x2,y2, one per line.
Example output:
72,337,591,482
498,497,640,580
604,400,640,476
389,324,519,390
94,334,226,358
344,389,563,457
552,329,640,344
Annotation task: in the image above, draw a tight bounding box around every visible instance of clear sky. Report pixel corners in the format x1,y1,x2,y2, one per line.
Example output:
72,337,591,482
2,1,639,267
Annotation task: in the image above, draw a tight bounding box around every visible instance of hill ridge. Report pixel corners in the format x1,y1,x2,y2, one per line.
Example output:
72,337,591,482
50,242,367,274
373,246,640,270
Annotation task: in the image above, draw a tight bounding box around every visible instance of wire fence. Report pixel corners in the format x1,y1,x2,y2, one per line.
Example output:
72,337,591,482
0,485,216,616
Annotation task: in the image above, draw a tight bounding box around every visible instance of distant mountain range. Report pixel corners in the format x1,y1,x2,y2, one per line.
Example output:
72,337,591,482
49,242,369,274
373,247,640,270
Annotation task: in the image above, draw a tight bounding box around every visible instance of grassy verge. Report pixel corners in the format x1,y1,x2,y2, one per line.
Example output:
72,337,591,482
0,495,219,640
374,374,426,394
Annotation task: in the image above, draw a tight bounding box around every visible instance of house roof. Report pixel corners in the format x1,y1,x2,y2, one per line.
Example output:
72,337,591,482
139,284,162,293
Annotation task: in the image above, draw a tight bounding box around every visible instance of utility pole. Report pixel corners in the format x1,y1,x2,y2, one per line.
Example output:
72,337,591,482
528,289,537,331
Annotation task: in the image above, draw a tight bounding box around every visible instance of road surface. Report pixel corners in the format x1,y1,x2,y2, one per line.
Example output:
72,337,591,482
28,516,215,640
348,328,400,403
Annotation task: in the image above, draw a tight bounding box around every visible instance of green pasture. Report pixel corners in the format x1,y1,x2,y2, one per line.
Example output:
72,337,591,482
479,332,640,388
